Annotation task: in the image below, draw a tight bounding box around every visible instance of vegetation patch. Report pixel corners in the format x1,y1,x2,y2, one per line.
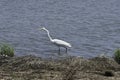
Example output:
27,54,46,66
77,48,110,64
114,49,120,64
0,55,120,80
0,43,14,57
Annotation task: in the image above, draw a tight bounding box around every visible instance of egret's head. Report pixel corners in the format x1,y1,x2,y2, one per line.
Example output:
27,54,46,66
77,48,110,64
39,27,46,31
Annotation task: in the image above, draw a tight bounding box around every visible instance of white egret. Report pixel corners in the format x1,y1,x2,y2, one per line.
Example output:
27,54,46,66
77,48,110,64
40,27,72,53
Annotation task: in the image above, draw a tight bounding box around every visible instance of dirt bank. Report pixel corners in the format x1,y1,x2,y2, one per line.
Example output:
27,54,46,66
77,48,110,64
0,55,120,80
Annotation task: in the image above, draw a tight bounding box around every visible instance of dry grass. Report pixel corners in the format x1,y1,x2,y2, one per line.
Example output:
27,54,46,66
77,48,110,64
0,55,120,80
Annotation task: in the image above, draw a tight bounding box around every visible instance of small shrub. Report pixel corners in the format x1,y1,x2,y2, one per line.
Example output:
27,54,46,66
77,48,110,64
0,43,14,57
114,49,120,64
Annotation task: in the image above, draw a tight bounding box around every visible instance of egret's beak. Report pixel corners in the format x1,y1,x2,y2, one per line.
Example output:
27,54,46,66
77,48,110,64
38,28,43,30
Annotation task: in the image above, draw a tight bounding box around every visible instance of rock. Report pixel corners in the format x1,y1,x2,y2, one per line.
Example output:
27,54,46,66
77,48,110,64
104,70,115,77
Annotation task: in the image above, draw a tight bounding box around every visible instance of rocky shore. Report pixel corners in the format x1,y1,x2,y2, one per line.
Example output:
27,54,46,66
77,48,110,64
0,55,120,80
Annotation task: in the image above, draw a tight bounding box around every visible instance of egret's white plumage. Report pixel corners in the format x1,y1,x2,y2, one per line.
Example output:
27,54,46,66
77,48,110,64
40,27,71,53
52,39,71,47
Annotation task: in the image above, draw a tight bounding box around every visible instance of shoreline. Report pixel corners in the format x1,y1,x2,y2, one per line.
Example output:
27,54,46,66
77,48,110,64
0,55,120,80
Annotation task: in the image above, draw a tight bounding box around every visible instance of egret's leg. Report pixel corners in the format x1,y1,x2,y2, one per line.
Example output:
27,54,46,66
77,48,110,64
58,47,60,54
66,48,67,53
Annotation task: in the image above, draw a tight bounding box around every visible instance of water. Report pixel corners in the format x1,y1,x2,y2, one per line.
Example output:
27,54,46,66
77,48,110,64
0,0,120,58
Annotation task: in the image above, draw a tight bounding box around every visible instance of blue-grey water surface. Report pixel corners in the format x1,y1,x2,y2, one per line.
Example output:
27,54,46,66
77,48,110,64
0,0,120,58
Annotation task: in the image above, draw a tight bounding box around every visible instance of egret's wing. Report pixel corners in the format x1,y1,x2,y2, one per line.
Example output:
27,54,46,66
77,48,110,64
52,39,71,47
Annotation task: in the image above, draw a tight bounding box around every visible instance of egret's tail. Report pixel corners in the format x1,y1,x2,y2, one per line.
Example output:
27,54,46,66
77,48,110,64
68,44,72,47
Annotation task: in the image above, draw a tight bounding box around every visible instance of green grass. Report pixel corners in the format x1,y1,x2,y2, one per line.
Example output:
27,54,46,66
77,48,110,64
0,43,14,57
114,49,120,64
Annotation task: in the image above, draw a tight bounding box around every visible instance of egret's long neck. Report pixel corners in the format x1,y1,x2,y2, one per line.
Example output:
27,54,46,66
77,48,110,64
45,29,52,41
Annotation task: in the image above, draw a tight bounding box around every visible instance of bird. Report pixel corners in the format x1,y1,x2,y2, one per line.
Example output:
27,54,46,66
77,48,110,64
39,27,72,53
